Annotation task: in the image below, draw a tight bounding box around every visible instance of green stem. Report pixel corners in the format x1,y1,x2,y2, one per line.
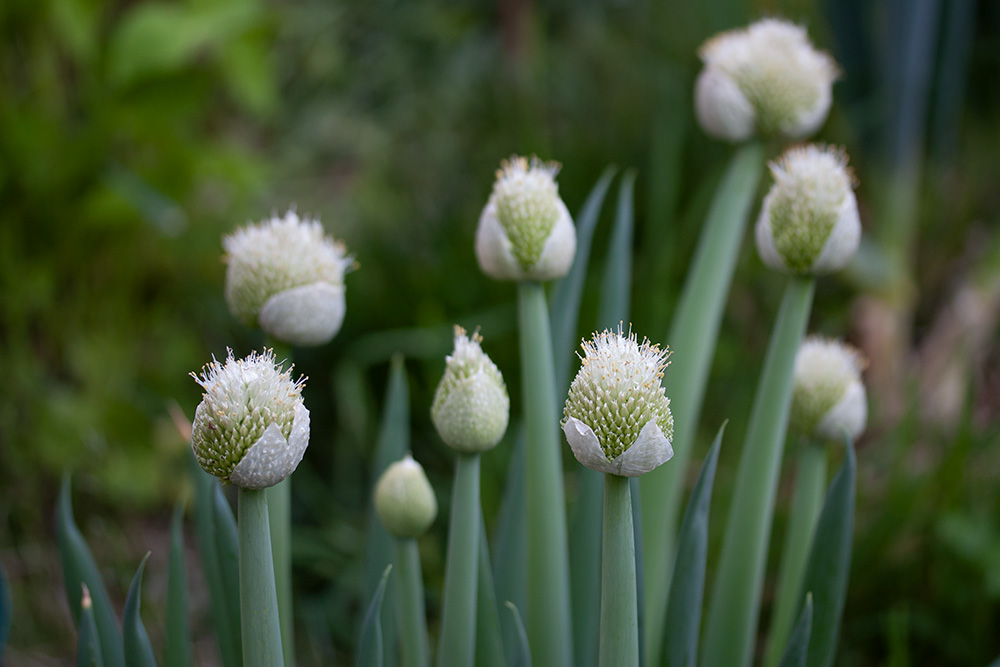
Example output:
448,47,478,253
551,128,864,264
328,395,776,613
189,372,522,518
437,454,481,667
238,488,283,667
600,474,637,667
518,280,574,667
640,142,763,665
266,479,293,667
396,539,429,667
701,276,815,667
763,440,827,667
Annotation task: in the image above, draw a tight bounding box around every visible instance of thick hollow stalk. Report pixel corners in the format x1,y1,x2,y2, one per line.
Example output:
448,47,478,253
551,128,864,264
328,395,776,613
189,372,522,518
437,454,481,667
396,539,429,667
266,479,293,667
238,488,283,667
763,440,828,667
518,281,574,667
701,276,815,667
600,474,638,667
640,142,763,664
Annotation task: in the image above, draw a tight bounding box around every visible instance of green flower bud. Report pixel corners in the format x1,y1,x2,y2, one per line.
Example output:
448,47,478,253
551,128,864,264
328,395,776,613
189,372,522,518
475,156,576,281
755,144,860,275
562,327,674,477
695,19,839,142
431,327,510,453
224,210,355,346
790,336,867,441
190,349,309,489
374,455,438,539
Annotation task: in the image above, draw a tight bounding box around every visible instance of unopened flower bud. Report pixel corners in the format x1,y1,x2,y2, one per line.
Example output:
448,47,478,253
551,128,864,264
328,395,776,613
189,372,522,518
695,19,838,142
431,327,510,453
790,337,867,441
475,156,576,281
562,327,674,477
191,349,309,489
755,144,860,275
374,455,438,539
224,210,355,346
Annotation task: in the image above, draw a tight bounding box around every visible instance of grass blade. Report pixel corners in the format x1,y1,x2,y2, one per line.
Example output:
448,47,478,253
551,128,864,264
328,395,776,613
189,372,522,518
492,429,527,664
504,602,532,667
358,565,392,667
661,423,724,667
701,276,816,667
57,476,125,667
123,553,156,667
165,503,191,667
189,455,241,667
800,439,856,667
778,594,813,667
641,142,763,664
476,512,506,667
551,165,618,395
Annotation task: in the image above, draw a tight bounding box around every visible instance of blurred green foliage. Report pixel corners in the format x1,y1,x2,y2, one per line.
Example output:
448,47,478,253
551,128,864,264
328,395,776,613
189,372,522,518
0,0,999,664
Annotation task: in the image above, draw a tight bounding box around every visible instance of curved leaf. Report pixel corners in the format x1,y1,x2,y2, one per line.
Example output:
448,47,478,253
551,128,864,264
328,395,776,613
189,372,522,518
78,584,104,667
357,565,392,667
504,602,532,667
123,553,156,667
778,594,813,667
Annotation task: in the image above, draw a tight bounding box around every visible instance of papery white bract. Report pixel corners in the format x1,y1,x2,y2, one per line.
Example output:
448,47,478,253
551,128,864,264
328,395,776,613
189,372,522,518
790,336,867,441
475,156,576,281
562,327,674,477
224,210,354,346
190,349,310,489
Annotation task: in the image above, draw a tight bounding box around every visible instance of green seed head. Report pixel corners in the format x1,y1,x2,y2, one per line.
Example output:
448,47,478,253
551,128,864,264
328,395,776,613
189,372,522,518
374,455,438,539
224,210,354,346
475,156,576,281
756,145,860,275
790,337,867,441
696,18,838,141
190,349,310,489
431,327,510,453
563,327,674,475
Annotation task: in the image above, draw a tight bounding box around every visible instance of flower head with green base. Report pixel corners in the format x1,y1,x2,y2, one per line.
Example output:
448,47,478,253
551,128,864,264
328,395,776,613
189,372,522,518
755,144,860,275
224,210,355,346
790,336,867,441
432,327,510,453
191,349,310,489
375,455,438,539
563,327,674,477
475,156,576,281
695,18,839,142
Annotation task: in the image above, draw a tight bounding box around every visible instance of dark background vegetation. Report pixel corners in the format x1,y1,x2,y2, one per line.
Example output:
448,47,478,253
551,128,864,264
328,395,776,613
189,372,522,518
1,0,998,664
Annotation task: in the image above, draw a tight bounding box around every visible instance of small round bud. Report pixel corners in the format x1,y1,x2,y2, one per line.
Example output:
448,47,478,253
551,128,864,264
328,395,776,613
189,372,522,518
790,337,867,442
695,19,838,142
755,144,860,275
374,455,438,539
562,327,674,477
190,349,310,489
431,327,510,453
224,210,355,346
475,156,576,281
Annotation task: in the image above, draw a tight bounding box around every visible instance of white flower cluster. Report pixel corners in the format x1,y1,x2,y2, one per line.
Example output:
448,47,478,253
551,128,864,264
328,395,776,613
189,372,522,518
790,337,867,441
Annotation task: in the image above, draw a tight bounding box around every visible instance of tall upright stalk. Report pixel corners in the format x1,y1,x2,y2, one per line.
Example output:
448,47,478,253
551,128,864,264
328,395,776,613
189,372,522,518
437,454,481,667
238,488,283,667
600,474,638,667
640,142,763,664
764,440,828,667
518,281,573,667
396,539,429,667
701,276,815,667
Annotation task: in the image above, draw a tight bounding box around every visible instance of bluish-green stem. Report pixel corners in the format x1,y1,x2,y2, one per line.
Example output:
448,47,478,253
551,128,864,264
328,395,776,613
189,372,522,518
518,280,574,667
396,539,429,667
266,479,293,667
640,142,763,665
600,474,638,667
437,453,481,667
763,439,827,667
701,276,815,667
238,488,283,667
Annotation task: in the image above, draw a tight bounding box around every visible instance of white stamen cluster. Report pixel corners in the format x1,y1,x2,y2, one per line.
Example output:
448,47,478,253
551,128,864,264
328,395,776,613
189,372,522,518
562,328,674,477
790,337,867,441
224,210,354,346
191,349,310,489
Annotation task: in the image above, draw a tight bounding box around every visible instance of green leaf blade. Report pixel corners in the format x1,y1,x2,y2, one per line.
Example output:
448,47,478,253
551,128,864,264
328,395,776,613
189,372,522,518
123,553,157,667
778,594,813,667
358,565,392,667
165,503,191,667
